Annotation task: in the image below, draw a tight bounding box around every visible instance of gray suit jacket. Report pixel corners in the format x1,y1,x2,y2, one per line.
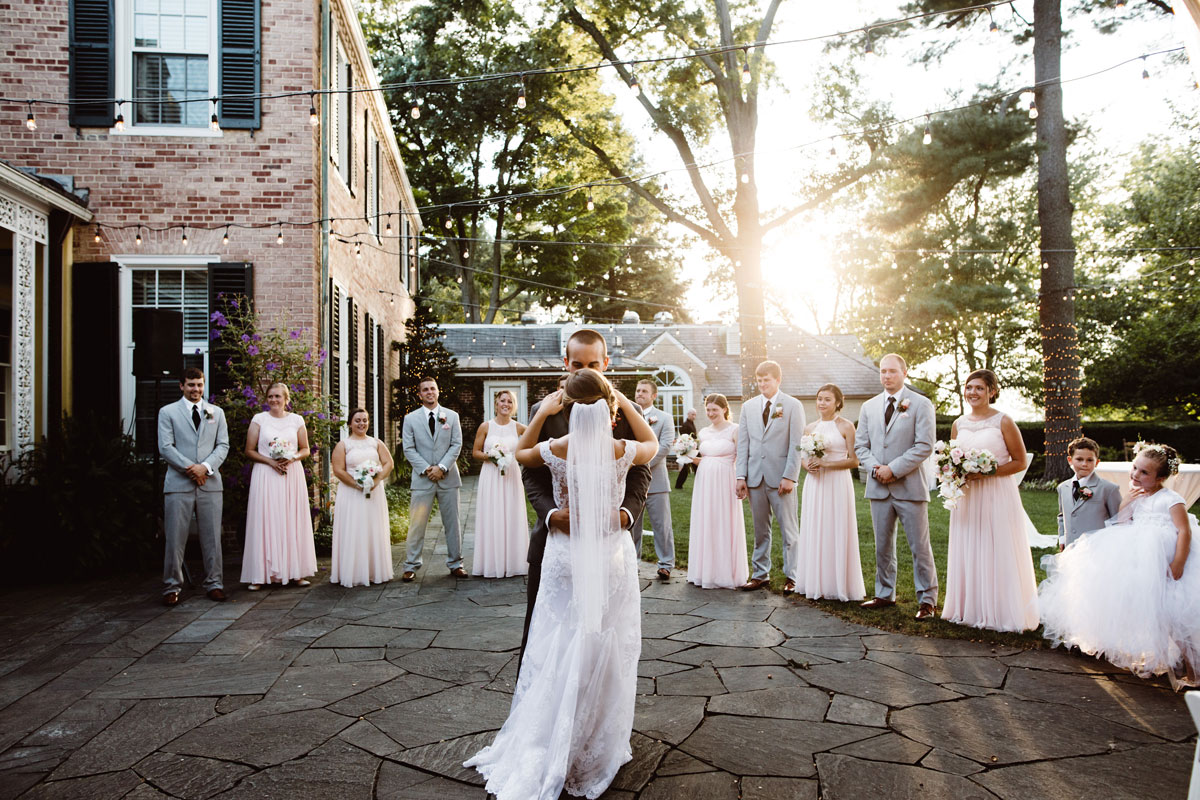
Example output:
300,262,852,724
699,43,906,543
402,406,463,491
642,406,675,494
1057,473,1122,547
158,397,229,493
854,388,934,502
736,392,806,488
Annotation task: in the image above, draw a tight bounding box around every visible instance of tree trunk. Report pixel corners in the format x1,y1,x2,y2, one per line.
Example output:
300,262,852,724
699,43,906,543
1033,0,1081,482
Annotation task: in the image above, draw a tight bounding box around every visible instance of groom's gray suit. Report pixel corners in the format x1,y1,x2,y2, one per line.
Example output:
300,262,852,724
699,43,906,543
401,405,464,572
158,397,229,595
736,391,805,582
854,387,938,606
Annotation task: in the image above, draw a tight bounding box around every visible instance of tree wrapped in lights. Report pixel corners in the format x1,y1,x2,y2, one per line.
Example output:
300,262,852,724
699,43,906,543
390,299,458,421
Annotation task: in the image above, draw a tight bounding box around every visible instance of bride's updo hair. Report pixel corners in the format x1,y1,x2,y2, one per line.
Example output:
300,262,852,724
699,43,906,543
1133,441,1181,478
563,368,616,418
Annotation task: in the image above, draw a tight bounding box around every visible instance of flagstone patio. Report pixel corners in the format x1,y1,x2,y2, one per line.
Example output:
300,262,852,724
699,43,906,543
0,477,1194,799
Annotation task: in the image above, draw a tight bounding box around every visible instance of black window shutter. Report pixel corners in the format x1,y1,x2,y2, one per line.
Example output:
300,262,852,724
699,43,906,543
218,0,260,129
71,262,120,428
330,281,341,405
69,0,115,127
364,313,375,436
348,298,360,410
376,324,386,437
208,262,253,398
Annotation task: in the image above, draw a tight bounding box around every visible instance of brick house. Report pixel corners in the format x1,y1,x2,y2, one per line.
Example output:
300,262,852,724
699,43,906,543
441,321,882,446
0,0,421,455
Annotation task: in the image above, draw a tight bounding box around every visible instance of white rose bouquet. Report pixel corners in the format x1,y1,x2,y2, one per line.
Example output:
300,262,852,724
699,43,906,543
267,436,296,460
351,460,382,499
486,442,514,476
671,433,699,465
933,439,997,510
797,432,827,460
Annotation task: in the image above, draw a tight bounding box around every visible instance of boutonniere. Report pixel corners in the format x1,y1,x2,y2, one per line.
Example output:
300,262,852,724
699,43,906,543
1080,486,1093,500
771,407,784,420
437,413,447,424
647,415,658,424
203,405,215,422
897,399,911,413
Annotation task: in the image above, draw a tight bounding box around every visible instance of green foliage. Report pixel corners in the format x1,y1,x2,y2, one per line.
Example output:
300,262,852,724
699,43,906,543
0,414,159,581
390,300,458,420
208,295,344,528
361,0,689,324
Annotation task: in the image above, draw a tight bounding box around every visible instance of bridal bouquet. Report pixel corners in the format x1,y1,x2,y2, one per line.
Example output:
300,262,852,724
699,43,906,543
933,440,998,510
671,434,699,464
797,432,827,461
267,436,296,460
486,442,514,476
351,461,382,499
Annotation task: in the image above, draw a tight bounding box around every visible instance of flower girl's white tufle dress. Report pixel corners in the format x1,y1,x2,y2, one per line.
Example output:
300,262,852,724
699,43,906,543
1039,487,1200,680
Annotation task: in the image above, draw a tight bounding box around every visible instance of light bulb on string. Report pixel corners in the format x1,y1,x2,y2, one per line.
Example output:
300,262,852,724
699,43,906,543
988,8,998,33
513,208,522,222
516,75,527,110
586,195,595,211
222,226,230,246
115,102,125,131
210,99,221,132
864,28,875,56
741,48,751,84
385,215,392,234
1141,57,1150,80
1116,0,1126,8
922,116,932,145
135,228,143,246
629,74,640,94
572,251,579,262
276,225,284,245
410,98,421,119
93,224,102,243
1028,98,1038,119
25,103,36,131
181,227,189,245
309,94,319,127
445,216,453,230
355,242,362,259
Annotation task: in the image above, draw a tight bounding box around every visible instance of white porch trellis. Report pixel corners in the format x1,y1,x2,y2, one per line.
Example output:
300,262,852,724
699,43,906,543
0,189,48,453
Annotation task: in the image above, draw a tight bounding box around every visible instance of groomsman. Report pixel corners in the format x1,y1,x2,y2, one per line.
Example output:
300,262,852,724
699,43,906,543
633,379,675,580
674,409,698,489
736,360,806,594
854,354,939,619
401,377,465,581
159,367,229,606
520,329,651,666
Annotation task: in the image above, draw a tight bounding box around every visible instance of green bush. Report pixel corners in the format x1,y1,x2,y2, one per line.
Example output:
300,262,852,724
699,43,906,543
0,414,160,581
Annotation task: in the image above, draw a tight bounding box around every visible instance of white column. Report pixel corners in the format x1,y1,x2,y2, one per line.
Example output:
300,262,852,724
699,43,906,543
0,195,48,452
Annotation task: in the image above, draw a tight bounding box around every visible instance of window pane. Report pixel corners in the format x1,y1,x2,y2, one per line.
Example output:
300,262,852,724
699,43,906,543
185,14,208,51
158,13,185,51
183,271,208,341
132,271,156,305
186,0,208,15
134,13,158,47
135,54,207,126
157,270,182,307
135,0,158,12
160,0,184,15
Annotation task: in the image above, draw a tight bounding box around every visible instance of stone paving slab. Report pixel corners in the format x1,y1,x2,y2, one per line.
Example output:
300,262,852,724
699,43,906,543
0,475,1193,798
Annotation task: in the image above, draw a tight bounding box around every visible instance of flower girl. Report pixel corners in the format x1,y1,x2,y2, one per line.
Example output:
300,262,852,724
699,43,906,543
1038,443,1199,688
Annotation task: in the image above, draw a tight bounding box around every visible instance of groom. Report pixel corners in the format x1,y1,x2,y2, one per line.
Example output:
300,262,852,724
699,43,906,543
854,353,939,619
401,377,465,581
159,367,229,606
736,360,805,594
519,329,651,665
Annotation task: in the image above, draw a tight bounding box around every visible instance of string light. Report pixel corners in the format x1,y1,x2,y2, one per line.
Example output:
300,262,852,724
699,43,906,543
741,48,752,84
355,242,362,258
276,224,284,245
181,227,188,245
516,75,527,110
922,116,932,145
1141,56,1150,80
25,103,36,131
135,227,142,246
93,224,101,243
864,28,875,56
222,226,230,245
988,8,998,33
629,75,640,94
385,215,392,234
445,216,453,230
410,97,421,119
586,195,595,211
309,94,318,127
1028,97,1038,119
210,99,221,132
114,103,125,131
513,208,523,222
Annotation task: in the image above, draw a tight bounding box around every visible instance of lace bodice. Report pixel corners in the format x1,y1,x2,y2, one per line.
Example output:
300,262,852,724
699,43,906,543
343,435,379,469
698,424,736,460
954,412,1011,466
538,438,637,513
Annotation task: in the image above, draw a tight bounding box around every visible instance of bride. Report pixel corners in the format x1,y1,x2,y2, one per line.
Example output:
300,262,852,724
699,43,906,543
465,368,658,799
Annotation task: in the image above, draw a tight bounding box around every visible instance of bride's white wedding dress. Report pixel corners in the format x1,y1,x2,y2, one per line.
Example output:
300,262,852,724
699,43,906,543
465,403,642,800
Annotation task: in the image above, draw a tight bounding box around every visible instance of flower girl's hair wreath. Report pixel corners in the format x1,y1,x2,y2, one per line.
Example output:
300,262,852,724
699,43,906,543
1132,441,1181,478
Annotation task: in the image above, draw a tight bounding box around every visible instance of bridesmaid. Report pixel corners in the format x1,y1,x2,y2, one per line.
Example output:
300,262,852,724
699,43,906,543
470,390,530,578
330,409,395,587
241,382,317,590
686,394,749,589
942,369,1039,632
796,384,865,601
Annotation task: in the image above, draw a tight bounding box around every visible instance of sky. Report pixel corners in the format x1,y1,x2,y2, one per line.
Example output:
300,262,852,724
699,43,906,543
605,1,1196,330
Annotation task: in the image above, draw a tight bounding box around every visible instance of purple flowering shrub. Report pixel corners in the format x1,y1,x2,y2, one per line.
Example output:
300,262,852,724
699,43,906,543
210,294,342,528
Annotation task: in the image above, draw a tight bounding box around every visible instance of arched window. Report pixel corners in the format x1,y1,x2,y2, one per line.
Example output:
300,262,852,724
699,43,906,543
652,367,691,431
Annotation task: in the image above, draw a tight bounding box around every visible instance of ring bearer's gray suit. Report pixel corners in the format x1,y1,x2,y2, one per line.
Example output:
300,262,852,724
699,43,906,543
1056,472,1121,548
401,405,464,572
634,405,675,570
158,398,229,595
736,391,805,582
854,387,938,605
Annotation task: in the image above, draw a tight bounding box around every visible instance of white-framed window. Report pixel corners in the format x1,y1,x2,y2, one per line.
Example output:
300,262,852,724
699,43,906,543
330,38,355,190
126,263,211,450
652,367,691,431
483,381,528,423
111,0,222,135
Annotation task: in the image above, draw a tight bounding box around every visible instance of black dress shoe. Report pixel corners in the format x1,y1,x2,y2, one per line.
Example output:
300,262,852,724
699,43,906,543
860,597,897,609
206,588,227,602
162,592,180,607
